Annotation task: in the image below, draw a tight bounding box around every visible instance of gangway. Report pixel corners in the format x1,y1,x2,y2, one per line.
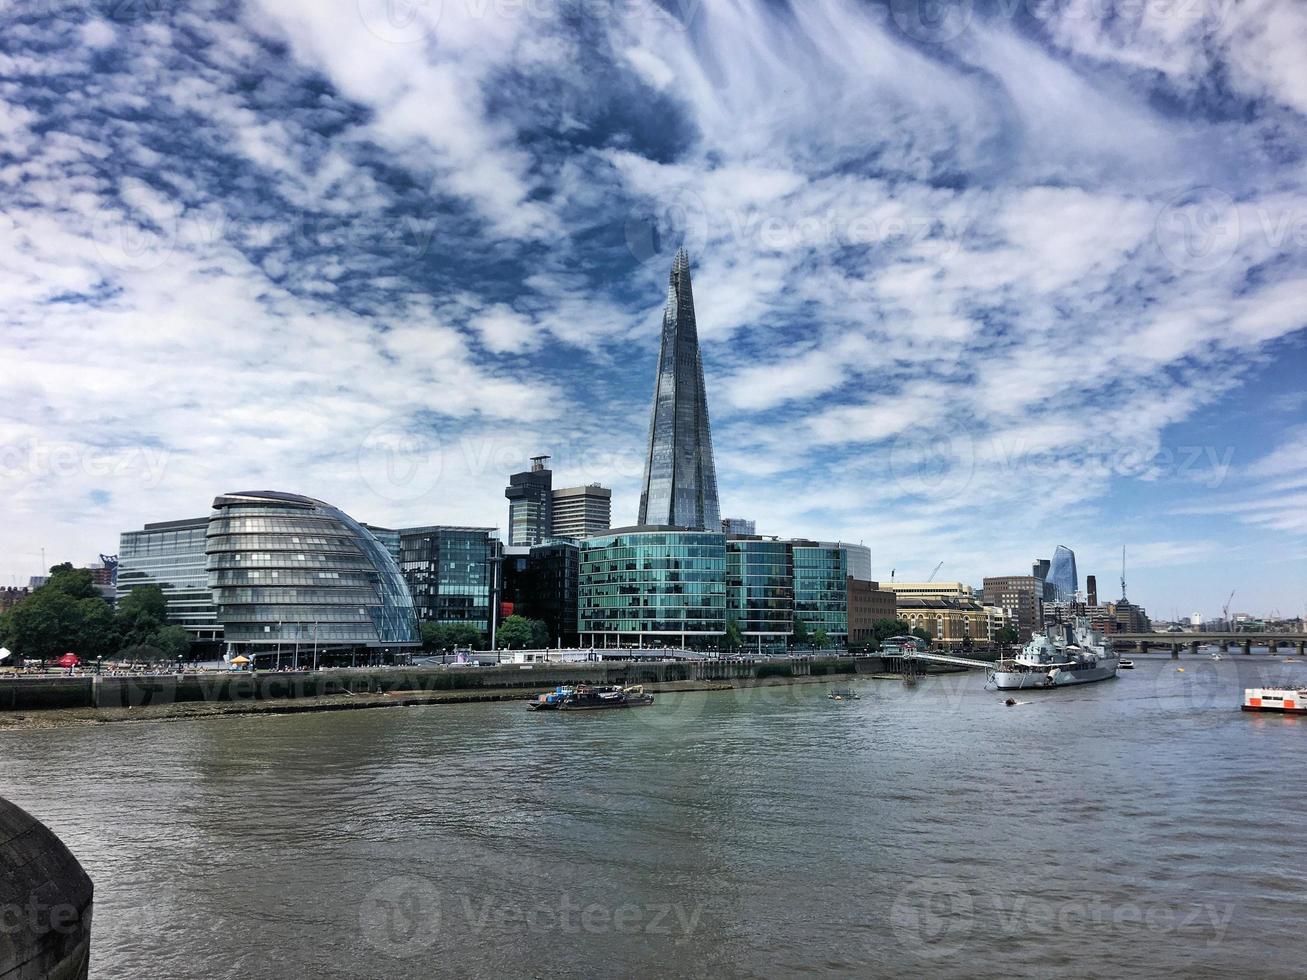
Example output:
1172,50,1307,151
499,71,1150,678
902,651,992,670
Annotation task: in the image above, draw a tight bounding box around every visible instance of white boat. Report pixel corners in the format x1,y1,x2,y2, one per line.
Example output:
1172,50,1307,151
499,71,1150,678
1242,688,1307,714
1118,659,1135,670
988,618,1118,690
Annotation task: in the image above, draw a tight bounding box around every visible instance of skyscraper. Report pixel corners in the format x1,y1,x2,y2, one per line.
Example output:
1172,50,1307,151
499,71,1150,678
1048,545,1078,600
637,247,720,530
551,484,611,539
505,455,552,546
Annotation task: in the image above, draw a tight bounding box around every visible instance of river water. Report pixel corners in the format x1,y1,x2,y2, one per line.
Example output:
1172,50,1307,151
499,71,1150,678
2,653,1303,978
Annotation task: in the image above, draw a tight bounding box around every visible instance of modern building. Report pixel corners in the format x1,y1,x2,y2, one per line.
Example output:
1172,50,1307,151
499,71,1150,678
819,541,871,582
1086,574,1098,607
505,456,553,547
118,516,223,644
726,537,794,645
501,540,579,646
205,491,420,660
792,542,849,640
722,517,756,536
550,484,611,540
364,525,402,564
1047,545,1078,600
846,577,897,645
982,575,1044,641
397,525,495,633
578,527,727,647
637,248,720,531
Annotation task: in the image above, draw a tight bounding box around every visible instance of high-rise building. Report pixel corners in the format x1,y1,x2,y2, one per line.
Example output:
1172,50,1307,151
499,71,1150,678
501,540,580,646
726,537,794,644
505,455,553,547
982,575,1045,641
398,526,495,632
118,517,223,644
819,541,871,582
1047,545,1078,600
1086,574,1098,607
206,491,420,659
637,248,720,531
722,517,756,536
550,484,611,539
792,543,849,640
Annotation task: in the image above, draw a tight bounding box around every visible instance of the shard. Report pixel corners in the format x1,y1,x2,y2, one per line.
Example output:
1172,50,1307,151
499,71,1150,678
637,247,720,530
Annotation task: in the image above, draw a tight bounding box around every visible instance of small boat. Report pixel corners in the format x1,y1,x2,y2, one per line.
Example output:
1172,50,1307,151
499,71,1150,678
1242,688,1307,714
556,684,655,711
1210,653,1223,662
1118,659,1135,670
526,685,576,710
828,688,859,701
1004,697,1017,707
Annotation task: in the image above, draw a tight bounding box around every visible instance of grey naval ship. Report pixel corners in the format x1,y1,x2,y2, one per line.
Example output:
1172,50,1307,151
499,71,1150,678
989,617,1118,690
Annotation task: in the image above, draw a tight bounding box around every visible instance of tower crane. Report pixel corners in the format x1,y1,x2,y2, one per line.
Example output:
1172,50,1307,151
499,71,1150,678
1223,590,1235,629
927,561,944,582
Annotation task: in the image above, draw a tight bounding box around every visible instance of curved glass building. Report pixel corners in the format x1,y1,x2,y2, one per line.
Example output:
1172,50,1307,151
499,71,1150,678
578,528,726,646
206,491,420,658
1047,545,1078,601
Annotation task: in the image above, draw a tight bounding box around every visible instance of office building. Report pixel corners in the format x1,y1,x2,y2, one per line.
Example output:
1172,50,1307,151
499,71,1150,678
885,581,975,601
819,541,871,582
846,578,897,645
118,516,223,643
578,527,727,646
398,526,496,633
722,517,756,536
1047,545,1078,600
1086,574,1098,607
793,542,849,640
505,455,553,547
982,575,1045,641
637,248,720,530
726,537,794,644
550,484,611,539
501,540,580,646
205,491,420,658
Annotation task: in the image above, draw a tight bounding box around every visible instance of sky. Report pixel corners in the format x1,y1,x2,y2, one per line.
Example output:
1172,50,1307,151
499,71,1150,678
1,0,1305,620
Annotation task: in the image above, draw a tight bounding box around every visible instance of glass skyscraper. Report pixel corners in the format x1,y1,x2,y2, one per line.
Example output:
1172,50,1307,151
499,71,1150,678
637,247,721,531
726,538,794,640
118,516,222,642
1047,545,1078,601
793,543,849,639
398,526,494,631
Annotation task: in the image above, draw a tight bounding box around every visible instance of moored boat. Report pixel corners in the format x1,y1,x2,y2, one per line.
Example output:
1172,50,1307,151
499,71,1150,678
1118,659,1135,670
988,617,1118,690
555,684,655,711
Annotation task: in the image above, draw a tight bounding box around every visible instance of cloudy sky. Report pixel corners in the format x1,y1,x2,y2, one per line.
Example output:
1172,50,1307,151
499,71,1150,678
2,0,1305,618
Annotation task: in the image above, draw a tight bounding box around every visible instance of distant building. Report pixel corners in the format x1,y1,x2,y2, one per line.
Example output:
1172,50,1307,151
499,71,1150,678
885,581,975,601
550,484,611,540
364,525,402,564
0,587,29,614
207,491,420,660
1048,546,1078,600
819,541,871,583
505,455,553,547
722,517,756,536
846,577,897,644
1086,575,1098,607
118,516,223,644
27,576,48,589
398,526,496,633
982,575,1044,641
896,596,992,646
793,542,849,640
726,537,794,646
501,540,580,646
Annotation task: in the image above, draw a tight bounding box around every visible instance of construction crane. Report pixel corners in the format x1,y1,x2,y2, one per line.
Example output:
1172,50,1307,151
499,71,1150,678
1120,546,1127,601
926,561,944,582
1223,590,1235,629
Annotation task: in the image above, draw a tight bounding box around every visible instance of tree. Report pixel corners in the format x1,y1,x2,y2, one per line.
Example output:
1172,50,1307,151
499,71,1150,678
117,585,167,626
812,627,830,648
45,563,101,601
1,584,118,661
723,618,743,651
446,623,484,649
871,618,914,644
528,618,550,649
496,615,533,649
148,625,191,661
911,627,933,644
792,618,811,646
994,626,1021,646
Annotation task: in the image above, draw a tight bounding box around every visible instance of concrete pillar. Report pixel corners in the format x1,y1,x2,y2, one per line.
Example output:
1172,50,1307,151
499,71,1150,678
1242,639,1252,655
1269,640,1278,654
1190,640,1200,654
1296,641,1305,656
1220,641,1229,652
1170,644,1180,659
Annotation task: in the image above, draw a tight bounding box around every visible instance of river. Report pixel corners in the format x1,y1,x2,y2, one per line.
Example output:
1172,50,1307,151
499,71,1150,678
2,653,1303,978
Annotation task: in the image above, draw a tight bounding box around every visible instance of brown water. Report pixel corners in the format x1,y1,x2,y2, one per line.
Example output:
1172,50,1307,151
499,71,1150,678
2,654,1304,978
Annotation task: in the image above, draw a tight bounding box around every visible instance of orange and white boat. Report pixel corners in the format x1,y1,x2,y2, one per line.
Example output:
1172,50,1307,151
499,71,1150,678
1242,688,1307,714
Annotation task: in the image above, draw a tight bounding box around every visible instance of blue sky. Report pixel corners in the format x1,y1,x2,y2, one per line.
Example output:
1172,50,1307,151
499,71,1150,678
1,0,1305,618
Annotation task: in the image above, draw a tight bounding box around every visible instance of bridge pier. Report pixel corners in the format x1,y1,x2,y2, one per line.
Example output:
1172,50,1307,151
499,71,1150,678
1243,640,1252,655
1297,641,1305,656
1220,641,1229,652
1136,640,1147,653
1269,640,1278,654
1189,640,1200,654
1170,644,1180,659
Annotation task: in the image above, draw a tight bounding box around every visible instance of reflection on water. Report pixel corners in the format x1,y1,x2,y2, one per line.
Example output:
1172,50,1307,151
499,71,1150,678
1,654,1303,978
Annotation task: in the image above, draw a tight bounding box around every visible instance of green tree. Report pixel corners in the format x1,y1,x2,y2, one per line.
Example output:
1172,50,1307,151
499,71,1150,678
812,628,830,649
911,627,933,645
117,585,167,626
792,618,811,646
723,618,743,651
994,626,1020,646
871,618,914,644
497,615,533,649
446,623,485,649
2,584,117,661
45,563,101,601
147,625,191,661
420,622,447,652
528,618,550,649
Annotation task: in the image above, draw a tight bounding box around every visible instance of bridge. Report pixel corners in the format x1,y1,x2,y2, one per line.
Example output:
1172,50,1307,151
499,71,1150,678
1112,632,1307,656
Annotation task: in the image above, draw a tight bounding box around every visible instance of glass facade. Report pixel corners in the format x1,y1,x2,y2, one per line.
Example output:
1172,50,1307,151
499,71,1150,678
118,517,221,641
726,539,794,637
505,458,552,547
398,526,493,630
793,544,849,638
206,491,420,650
1048,545,1078,601
578,530,726,642
637,248,721,531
